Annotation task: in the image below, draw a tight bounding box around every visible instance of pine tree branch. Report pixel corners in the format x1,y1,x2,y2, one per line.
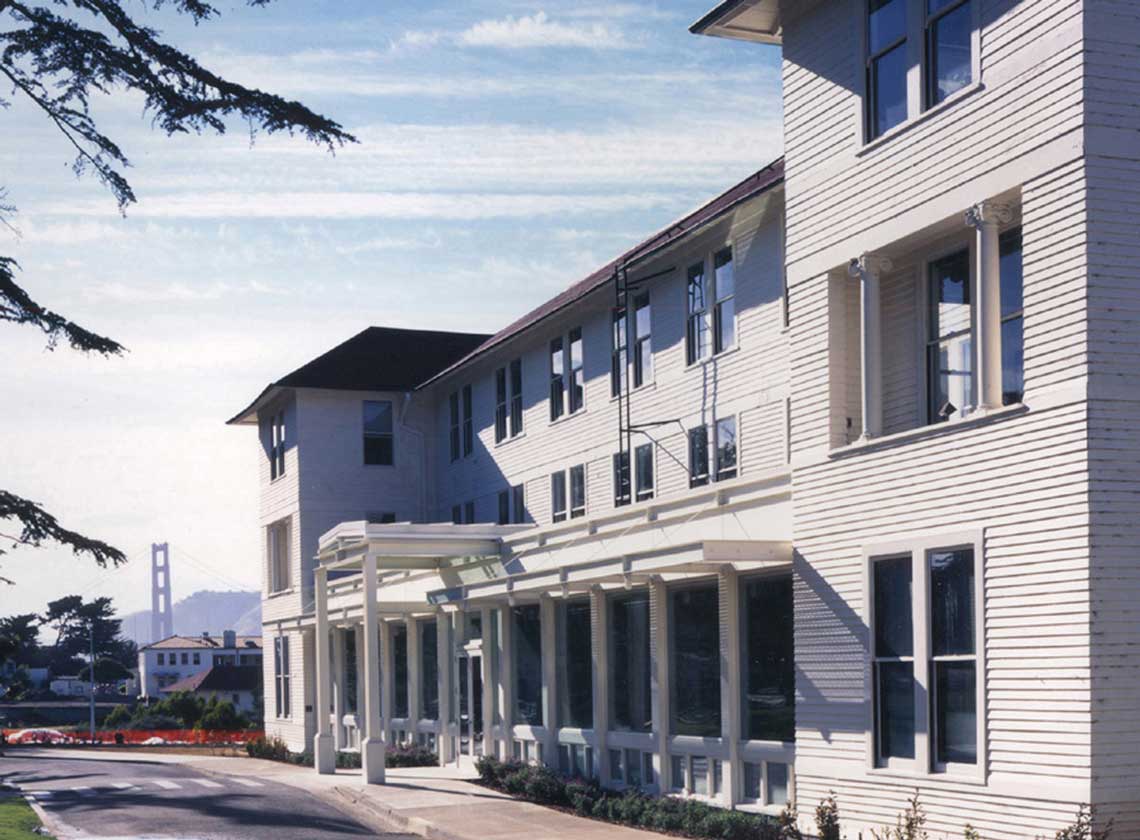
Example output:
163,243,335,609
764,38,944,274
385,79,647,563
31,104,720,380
0,489,126,576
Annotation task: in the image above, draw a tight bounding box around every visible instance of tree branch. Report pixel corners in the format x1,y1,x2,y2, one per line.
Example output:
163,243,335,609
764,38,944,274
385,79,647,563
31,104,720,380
0,489,126,571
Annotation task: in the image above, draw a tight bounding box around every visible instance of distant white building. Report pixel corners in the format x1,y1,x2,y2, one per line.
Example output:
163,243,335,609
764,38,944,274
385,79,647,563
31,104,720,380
138,631,262,700
49,675,89,698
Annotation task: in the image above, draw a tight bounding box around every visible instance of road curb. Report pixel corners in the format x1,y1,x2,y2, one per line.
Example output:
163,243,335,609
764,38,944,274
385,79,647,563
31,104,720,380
19,791,72,840
329,785,466,840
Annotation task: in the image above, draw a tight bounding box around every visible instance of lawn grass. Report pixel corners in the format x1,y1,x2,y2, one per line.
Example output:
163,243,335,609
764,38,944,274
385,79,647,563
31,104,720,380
0,795,51,840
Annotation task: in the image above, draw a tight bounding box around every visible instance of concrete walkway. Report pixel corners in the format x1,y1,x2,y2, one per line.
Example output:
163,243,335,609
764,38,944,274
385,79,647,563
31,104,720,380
34,749,666,840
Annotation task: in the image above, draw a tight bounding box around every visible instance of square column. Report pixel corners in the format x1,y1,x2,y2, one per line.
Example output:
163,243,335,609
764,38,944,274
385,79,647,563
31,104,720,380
361,559,385,784
480,606,495,758
499,603,515,756
649,576,671,789
436,613,453,765
407,614,422,726
380,620,394,736
718,568,742,807
331,628,346,751
967,200,1016,412
848,253,892,440
539,595,558,764
353,625,365,724
589,586,609,781
312,566,335,774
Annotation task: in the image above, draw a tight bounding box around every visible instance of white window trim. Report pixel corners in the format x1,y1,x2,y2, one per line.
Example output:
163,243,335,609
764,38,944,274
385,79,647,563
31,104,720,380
569,463,588,519
862,528,987,784
362,399,396,468
633,441,656,503
685,243,738,369
267,518,291,594
853,0,983,150
920,237,978,426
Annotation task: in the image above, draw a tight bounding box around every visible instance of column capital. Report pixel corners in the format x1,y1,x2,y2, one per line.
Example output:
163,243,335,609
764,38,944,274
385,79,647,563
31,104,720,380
965,199,1016,229
848,252,893,280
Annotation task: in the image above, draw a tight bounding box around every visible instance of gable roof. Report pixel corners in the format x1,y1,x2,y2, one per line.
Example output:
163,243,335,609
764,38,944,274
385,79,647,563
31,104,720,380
418,158,784,389
228,326,490,424
161,665,262,694
143,635,262,651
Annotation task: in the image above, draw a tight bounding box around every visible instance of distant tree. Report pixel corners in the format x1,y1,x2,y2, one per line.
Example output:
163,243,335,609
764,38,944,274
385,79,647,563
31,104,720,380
78,656,132,683
0,612,40,664
198,695,248,731
0,0,355,584
41,595,128,672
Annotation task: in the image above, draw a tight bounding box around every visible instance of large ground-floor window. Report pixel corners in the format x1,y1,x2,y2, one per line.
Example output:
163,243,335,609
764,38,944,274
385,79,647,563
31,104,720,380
609,591,651,732
513,604,543,726
557,599,593,729
741,575,795,742
393,622,409,719
670,584,721,737
420,619,438,720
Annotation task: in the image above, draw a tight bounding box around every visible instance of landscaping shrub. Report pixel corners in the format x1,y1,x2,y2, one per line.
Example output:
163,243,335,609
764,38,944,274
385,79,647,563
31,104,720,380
815,791,840,840
870,790,928,840
102,704,132,728
385,743,438,768
472,756,780,840
1048,805,1112,840
245,735,299,764
245,735,437,770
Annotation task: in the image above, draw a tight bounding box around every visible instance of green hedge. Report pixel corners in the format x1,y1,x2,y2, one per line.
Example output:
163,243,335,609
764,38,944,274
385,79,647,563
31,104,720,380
475,756,785,840
244,735,437,769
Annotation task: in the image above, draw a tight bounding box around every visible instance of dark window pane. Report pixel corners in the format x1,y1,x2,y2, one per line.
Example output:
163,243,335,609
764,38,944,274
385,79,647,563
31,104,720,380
610,593,652,731
716,417,738,480
1001,317,1024,405
930,548,974,656
512,485,526,524
927,0,960,11
714,248,734,299
928,1,972,105
451,505,461,525
742,576,795,742
569,328,584,413
877,661,915,759
498,491,510,525
464,501,475,524
935,661,977,763
393,623,409,719
421,620,439,720
513,605,543,726
689,426,709,487
874,556,913,658
870,42,908,138
635,443,654,500
570,465,586,517
715,298,736,353
364,435,393,466
671,586,721,737
363,400,393,435
558,600,593,728
550,338,564,420
929,250,971,336
1000,227,1023,316
551,471,567,522
869,0,906,53
613,452,631,507
462,386,473,455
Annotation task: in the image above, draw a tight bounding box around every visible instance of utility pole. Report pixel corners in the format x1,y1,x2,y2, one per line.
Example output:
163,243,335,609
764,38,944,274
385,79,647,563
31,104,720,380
89,617,96,743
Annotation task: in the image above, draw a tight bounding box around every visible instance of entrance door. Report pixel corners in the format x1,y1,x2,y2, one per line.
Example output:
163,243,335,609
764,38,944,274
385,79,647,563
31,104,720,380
455,651,484,768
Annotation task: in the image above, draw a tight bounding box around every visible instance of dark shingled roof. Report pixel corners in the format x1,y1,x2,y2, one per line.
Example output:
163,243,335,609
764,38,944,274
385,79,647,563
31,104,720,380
228,326,490,424
161,666,262,694
144,635,262,651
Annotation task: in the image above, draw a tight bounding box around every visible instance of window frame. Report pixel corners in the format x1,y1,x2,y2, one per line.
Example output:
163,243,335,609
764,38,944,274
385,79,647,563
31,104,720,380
509,359,524,437
714,415,739,482
495,367,508,443
611,305,628,398
998,227,1024,407
273,635,291,719
267,518,291,593
634,442,655,502
551,470,568,523
498,490,511,526
863,529,986,782
449,392,461,462
462,384,474,456
922,239,976,425
549,336,565,421
569,463,587,518
632,293,653,389
612,451,631,508
924,0,973,109
512,484,526,524
362,399,395,467
686,245,737,367
268,409,286,481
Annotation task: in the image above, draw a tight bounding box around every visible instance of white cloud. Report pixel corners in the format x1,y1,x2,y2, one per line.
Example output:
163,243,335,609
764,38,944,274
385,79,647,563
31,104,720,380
458,11,635,50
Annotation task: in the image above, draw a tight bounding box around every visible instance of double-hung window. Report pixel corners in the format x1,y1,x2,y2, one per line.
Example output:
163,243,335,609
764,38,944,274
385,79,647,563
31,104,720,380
420,619,439,720
509,359,523,436
686,261,711,364
611,306,628,397
464,500,475,524
393,623,409,718
267,518,290,592
632,294,652,387
999,228,1024,405
925,0,973,107
512,484,526,523
268,410,286,480
688,426,710,488
551,470,568,523
551,329,584,420
462,385,473,456
498,490,511,525
557,599,593,729
742,575,795,742
363,400,394,465
568,327,584,413
930,548,977,767
273,636,291,718
866,0,908,140
451,504,462,525
687,248,736,364
449,393,461,462
713,249,735,353
549,337,565,421
612,451,631,507
495,368,508,442
688,418,738,487
714,417,738,481
872,556,915,764
569,464,586,518
927,249,972,423
634,443,654,502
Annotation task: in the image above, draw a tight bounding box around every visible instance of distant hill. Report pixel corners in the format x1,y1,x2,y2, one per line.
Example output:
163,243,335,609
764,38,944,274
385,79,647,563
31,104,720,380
118,590,261,647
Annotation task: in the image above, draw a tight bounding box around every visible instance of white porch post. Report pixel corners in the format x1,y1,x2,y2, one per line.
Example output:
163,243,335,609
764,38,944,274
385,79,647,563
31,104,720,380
331,628,346,751
353,625,365,736
590,586,609,781
312,566,335,774
649,576,671,789
407,614,422,728
480,605,495,758
380,620,394,739
848,253,892,440
436,613,453,766
967,199,1016,412
718,568,742,807
361,558,386,784
500,602,515,757
539,594,558,765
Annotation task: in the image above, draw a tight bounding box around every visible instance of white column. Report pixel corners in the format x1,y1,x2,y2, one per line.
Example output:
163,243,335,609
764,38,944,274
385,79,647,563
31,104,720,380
407,614,422,727
590,586,609,782
480,606,495,758
331,628,346,751
649,576,671,789
361,559,385,784
353,625,365,734
539,594,558,765
848,253,892,440
312,566,335,774
379,620,394,737
966,199,1016,412
500,603,515,757
718,568,741,807
436,613,453,766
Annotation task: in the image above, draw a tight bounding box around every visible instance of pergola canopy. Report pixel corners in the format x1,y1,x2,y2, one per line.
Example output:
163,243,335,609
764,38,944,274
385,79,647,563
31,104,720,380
317,521,533,572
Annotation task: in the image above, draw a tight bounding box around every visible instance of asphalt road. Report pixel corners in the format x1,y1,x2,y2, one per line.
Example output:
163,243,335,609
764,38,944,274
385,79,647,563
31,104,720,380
1,750,412,839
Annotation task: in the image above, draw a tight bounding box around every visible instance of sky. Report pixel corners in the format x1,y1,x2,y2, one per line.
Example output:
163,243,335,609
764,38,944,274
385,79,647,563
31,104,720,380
0,1,783,622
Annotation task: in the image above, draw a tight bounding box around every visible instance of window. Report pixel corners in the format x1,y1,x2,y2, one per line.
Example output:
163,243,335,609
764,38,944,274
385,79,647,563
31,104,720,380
420,620,439,720
612,451,631,507
569,464,586,519
568,327,584,413
926,0,972,107
557,599,593,728
686,261,710,364
611,306,628,397
451,505,462,525
193,653,200,665
689,426,710,488
551,471,567,523
549,337,565,421
498,490,511,525
157,653,164,666
464,500,475,524
513,605,543,726
1000,227,1024,405
363,400,394,465
510,359,523,437
741,575,795,742
268,410,286,480
634,443,654,502
714,417,738,481
449,392,460,462
610,592,651,732
866,0,908,140
872,556,915,763
462,385,473,456
927,249,972,423
181,652,188,665
930,548,977,766
632,293,652,387
366,511,397,524
512,484,526,524
393,623,409,718
273,635,291,718
670,585,720,737
713,249,735,353
267,518,290,593
495,367,508,443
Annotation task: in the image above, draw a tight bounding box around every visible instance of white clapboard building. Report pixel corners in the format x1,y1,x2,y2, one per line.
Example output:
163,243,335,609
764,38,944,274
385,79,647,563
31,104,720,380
227,1,1140,835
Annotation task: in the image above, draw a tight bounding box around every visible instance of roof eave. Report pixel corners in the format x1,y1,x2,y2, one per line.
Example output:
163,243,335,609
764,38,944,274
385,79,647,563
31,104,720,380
689,0,783,44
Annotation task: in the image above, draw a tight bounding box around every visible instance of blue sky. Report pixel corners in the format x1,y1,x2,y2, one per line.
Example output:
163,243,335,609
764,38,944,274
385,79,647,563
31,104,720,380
1,1,783,620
